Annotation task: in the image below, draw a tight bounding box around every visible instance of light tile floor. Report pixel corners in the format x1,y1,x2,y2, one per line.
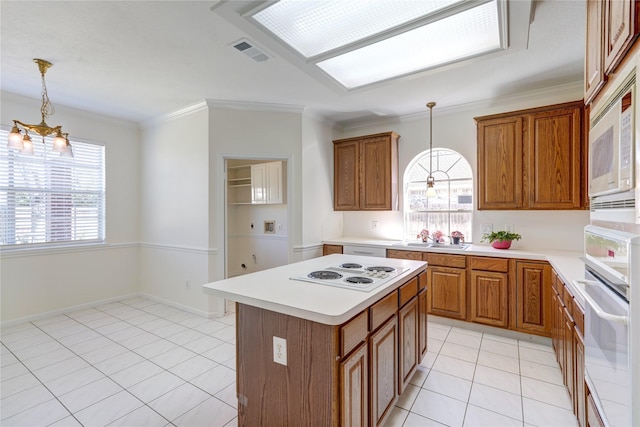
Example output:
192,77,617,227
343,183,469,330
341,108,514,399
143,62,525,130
0,297,578,427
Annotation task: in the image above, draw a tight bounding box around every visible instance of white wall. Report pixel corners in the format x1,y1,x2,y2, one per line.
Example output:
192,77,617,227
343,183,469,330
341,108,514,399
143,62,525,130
335,83,590,251
0,92,140,323
299,113,341,260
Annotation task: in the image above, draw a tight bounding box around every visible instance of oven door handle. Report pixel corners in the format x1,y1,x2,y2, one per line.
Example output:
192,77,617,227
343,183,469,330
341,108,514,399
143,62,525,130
572,279,629,325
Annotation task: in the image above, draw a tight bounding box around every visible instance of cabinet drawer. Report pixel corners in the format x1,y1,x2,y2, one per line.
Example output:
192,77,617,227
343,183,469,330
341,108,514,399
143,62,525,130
563,284,574,310
399,277,418,307
386,249,422,260
323,244,343,255
340,310,369,357
425,253,466,268
418,271,428,291
469,256,508,272
370,291,398,332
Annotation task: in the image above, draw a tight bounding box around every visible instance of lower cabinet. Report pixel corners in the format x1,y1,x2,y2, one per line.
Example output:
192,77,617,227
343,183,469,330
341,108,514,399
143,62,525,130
469,256,509,327
370,315,398,426
515,261,552,335
418,272,428,360
340,342,369,427
323,244,343,255
551,269,586,427
427,266,466,320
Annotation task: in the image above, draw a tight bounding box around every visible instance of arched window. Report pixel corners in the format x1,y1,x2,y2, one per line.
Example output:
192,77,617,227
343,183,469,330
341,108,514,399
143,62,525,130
404,148,473,242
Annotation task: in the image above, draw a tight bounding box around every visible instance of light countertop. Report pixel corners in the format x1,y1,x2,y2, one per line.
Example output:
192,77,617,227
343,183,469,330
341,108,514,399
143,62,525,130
324,238,587,307
202,254,427,325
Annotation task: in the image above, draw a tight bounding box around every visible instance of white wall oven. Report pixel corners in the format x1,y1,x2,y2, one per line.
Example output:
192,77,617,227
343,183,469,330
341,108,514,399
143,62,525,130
574,225,640,426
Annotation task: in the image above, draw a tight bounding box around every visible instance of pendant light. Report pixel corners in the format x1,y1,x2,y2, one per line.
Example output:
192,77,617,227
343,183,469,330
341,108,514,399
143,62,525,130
426,102,436,198
7,59,73,157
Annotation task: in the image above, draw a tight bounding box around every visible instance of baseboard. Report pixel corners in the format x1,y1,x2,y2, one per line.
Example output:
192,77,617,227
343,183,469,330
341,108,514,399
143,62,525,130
138,292,223,319
0,293,139,329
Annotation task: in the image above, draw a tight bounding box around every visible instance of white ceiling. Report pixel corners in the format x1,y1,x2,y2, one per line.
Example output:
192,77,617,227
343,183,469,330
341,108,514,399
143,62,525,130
0,1,585,126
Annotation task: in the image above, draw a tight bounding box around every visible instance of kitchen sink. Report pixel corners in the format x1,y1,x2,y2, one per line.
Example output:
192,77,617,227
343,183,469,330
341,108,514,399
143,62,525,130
405,242,470,251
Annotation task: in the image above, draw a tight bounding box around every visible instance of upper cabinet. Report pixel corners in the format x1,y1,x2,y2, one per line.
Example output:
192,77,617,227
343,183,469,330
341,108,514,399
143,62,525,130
227,161,284,205
585,0,640,104
333,132,399,211
475,101,586,210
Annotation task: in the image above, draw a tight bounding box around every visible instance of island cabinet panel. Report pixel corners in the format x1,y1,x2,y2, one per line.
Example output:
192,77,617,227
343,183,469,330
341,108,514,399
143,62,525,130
340,342,368,427
469,270,508,328
370,315,398,427
417,271,428,360
340,310,369,357
515,261,552,336
370,291,398,331
398,297,419,393
236,304,339,426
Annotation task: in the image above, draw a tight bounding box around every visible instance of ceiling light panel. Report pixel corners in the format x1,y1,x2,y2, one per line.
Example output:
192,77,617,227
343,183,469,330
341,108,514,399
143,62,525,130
317,0,502,88
251,0,463,58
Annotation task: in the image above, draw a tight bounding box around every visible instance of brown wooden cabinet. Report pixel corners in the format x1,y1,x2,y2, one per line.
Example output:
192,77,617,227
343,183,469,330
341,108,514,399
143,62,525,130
426,253,467,321
398,278,419,394
418,272,428,361
585,0,640,103
370,315,398,426
475,102,586,210
551,270,586,427
340,342,368,427
469,256,509,328
386,249,423,260
515,261,552,335
333,132,399,211
323,244,343,255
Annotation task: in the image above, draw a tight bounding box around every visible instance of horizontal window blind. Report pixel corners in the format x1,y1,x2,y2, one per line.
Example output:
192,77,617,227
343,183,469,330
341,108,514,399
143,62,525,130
0,129,105,248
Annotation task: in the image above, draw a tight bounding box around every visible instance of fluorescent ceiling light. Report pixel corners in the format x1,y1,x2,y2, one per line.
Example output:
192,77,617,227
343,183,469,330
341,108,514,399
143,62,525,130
249,0,504,89
318,1,502,88
251,0,463,58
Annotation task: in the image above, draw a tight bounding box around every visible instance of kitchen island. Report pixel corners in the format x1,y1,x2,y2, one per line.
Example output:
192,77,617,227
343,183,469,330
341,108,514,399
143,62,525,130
202,254,427,426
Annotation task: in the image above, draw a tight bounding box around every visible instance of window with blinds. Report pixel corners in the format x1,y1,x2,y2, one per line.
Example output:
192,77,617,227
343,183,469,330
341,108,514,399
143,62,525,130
0,130,105,248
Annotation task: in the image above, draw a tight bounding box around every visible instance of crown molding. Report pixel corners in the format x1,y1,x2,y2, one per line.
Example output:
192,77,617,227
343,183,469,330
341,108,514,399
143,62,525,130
205,98,305,114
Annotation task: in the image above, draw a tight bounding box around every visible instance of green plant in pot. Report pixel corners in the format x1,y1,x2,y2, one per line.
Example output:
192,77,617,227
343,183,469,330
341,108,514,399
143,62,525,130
481,230,522,249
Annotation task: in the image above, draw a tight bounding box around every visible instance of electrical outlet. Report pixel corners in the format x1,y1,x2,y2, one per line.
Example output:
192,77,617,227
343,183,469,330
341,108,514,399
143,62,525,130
273,336,287,365
371,221,378,230
481,224,493,235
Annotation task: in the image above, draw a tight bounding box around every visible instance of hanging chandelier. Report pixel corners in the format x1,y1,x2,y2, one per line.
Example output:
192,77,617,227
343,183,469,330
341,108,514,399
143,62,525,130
8,59,73,157
426,101,436,198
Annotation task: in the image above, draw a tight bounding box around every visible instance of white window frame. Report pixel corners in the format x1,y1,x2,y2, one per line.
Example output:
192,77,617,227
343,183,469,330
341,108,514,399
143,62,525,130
404,148,473,242
0,129,105,249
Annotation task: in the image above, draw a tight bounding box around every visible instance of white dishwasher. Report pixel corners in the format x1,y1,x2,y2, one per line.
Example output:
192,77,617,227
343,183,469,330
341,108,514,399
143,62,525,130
342,244,387,258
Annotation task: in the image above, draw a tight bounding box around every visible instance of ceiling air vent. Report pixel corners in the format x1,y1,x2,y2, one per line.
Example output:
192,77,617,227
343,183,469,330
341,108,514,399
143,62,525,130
231,39,269,62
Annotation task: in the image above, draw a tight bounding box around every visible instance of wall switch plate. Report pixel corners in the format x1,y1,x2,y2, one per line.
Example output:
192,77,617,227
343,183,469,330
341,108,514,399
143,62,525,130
273,336,287,365
264,220,275,234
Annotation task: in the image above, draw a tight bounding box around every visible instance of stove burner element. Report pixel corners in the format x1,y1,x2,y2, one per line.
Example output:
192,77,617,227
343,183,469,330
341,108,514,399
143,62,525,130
308,271,343,280
340,263,363,269
365,266,396,273
345,276,374,284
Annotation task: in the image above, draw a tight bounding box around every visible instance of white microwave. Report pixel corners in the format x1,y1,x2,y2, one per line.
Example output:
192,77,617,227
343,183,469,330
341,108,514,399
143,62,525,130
589,74,635,197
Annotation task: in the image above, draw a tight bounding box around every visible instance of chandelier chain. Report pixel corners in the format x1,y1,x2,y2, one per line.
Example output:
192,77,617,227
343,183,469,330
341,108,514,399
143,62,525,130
40,68,55,121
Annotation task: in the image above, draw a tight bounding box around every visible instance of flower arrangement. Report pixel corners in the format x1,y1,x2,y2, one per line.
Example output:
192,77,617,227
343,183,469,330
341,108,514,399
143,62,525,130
432,230,445,243
450,231,464,244
417,229,430,242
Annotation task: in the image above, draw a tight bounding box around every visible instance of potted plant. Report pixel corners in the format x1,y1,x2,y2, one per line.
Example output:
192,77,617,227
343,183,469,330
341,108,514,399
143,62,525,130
450,231,464,245
481,230,522,249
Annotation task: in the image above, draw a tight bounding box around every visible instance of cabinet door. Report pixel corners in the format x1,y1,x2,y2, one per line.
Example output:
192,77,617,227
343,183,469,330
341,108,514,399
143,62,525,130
515,262,552,336
265,161,283,204
340,341,368,427
563,306,575,403
427,267,466,320
370,315,398,427
251,163,266,204
418,288,428,360
469,270,508,328
477,116,524,209
527,107,583,209
603,0,640,74
586,0,605,103
575,329,586,427
398,298,418,394
323,244,343,256
360,135,395,210
334,140,360,210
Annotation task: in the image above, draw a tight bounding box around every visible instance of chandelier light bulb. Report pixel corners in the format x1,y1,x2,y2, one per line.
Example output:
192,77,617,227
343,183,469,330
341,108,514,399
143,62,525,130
8,125,24,149
52,130,67,153
20,134,34,155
